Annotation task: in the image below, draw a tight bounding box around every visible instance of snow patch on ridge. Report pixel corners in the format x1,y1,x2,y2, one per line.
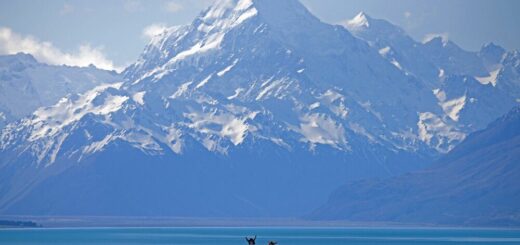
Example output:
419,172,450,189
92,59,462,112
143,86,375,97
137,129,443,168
29,83,128,141
227,88,245,100
379,47,391,57
417,112,466,153
438,69,445,78
184,109,258,151
218,59,239,77
256,78,295,101
82,131,163,157
196,74,214,89
391,59,403,70
172,33,225,63
295,113,349,151
318,90,349,119
132,91,146,105
441,96,466,122
475,69,500,86
433,89,467,122
165,126,183,154
171,81,193,99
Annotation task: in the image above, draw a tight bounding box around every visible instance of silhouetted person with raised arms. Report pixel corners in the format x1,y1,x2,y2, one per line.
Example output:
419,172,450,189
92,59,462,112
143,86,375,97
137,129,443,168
245,235,256,245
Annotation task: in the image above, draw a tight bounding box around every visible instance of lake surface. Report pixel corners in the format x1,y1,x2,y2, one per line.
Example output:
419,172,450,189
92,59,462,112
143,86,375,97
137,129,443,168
1,227,520,244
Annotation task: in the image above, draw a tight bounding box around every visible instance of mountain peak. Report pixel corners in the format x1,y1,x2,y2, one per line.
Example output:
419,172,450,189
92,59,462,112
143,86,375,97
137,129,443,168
124,0,333,83
203,0,305,18
195,0,259,32
479,42,507,68
201,0,315,28
343,11,410,40
346,12,371,29
482,42,503,50
423,35,450,48
14,52,38,62
196,0,313,33
0,52,39,65
202,0,255,20
480,42,506,56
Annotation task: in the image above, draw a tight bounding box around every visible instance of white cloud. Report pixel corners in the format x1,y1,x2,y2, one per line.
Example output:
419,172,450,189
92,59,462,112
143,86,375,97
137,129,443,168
142,23,168,40
422,32,450,44
0,27,121,72
165,1,184,13
404,11,412,19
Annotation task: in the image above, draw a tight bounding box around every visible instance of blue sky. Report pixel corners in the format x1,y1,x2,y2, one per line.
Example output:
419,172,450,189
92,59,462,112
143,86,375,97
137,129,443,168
0,0,519,71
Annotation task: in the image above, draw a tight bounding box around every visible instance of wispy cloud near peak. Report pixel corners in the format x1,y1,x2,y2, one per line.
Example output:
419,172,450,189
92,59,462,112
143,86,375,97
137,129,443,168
142,23,169,40
0,27,122,72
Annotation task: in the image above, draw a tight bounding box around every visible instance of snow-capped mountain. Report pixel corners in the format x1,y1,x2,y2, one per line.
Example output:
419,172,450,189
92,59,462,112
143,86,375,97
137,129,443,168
0,53,121,128
344,12,520,149
0,0,519,217
122,0,442,156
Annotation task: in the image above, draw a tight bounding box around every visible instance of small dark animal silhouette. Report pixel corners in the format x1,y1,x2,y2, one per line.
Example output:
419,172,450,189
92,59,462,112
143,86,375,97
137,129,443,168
268,241,278,245
245,235,256,245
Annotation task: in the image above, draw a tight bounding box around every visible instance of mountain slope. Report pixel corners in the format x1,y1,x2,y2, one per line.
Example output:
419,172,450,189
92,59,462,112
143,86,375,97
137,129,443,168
0,0,434,217
311,107,520,226
0,53,121,127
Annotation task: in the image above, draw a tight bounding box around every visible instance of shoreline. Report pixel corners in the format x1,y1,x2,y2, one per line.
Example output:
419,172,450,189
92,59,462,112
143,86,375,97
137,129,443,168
1,216,519,230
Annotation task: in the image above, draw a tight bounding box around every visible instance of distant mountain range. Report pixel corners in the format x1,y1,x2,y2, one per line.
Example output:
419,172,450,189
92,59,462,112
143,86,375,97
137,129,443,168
0,0,518,221
311,106,520,226
0,53,120,128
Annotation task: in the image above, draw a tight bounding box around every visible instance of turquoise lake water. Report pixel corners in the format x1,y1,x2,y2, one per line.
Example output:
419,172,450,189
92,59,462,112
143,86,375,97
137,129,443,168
1,227,520,244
